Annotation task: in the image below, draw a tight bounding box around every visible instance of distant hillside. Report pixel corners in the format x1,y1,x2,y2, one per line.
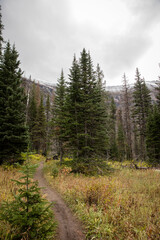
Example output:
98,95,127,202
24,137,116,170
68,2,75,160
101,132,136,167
22,78,56,104
22,78,158,107
106,81,157,106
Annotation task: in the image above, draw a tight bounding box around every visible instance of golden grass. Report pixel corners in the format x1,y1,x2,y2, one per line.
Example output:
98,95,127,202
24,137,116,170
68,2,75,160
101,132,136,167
44,161,160,240
0,165,22,237
0,154,45,238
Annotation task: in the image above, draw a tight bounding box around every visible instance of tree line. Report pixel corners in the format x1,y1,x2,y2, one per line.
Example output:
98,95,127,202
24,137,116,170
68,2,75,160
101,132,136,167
0,6,160,172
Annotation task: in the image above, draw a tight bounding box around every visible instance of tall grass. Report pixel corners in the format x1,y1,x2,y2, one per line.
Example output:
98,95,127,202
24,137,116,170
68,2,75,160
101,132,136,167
0,154,45,239
0,165,22,237
44,161,160,239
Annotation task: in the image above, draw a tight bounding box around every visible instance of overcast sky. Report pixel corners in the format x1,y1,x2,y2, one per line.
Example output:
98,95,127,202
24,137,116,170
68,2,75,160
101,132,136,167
1,0,160,86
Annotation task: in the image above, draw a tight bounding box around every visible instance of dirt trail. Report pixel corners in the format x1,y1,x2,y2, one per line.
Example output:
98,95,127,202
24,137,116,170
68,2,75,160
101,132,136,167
34,162,86,240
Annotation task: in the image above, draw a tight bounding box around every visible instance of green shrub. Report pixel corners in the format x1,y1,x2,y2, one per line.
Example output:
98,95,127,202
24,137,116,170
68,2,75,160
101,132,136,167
0,162,56,239
51,166,59,178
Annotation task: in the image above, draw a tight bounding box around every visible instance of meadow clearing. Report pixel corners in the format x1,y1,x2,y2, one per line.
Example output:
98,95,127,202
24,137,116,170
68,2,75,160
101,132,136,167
0,156,160,239
44,160,160,240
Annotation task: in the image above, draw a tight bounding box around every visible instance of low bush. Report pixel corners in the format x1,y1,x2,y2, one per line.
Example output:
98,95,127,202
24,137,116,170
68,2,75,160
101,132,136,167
0,162,56,240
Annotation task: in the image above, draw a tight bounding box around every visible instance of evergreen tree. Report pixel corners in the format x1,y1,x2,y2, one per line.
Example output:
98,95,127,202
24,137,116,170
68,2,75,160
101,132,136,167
45,94,51,156
117,109,125,161
96,63,104,88
52,70,66,163
27,82,37,150
0,42,28,164
132,68,151,160
146,106,160,164
0,161,56,239
32,95,46,153
108,97,118,159
155,76,160,110
65,55,82,159
66,49,108,173
121,73,133,159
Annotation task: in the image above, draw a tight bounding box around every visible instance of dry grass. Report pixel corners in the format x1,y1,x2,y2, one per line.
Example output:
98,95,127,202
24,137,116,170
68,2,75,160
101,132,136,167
0,154,45,238
0,165,22,237
44,161,160,240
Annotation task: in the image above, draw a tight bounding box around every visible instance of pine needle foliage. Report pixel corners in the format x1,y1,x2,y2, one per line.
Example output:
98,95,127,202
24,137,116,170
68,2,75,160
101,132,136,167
0,161,56,239
0,42,28,164
65,49,108,173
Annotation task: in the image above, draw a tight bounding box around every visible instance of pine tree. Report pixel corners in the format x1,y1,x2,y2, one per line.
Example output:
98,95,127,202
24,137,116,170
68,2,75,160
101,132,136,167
108,97,118,159
52,70,66,163
0,42,28,164
45,94,51,156
121,73,133,159
65,55,82,159
32,95,46,153
27,82,37,150
155,76,160,110
117,109,125,161
0,161,56,239
132,68,151,161
146,106,160,164
66,49,108,173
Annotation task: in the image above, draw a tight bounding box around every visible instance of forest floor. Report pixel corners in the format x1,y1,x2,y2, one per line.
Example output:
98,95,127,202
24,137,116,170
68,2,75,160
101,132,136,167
34,161,86,240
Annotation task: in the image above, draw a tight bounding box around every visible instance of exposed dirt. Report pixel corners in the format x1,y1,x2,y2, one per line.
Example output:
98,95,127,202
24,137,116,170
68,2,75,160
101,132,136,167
34,162,86,240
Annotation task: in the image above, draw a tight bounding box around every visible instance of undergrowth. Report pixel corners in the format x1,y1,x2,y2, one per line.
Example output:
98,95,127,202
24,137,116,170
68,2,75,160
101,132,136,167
0,153,55,239
44,159,160,240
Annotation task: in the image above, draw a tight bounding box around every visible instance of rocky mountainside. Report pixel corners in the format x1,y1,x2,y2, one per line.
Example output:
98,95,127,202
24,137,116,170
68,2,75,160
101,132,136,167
22,78,158,106
106,81,157,106
22,78,56,98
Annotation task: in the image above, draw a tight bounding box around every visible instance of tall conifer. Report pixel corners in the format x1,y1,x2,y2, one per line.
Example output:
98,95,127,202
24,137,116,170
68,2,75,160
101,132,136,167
46,94,51,156
27,82,37,150
108,97,118,159
117,109,125,161
121,73,132,159
132,68,151,160
66,49,108,172
53,70,66,163
32,95,46,153
65,55,82,158
146,106,160,164
0,42,28,163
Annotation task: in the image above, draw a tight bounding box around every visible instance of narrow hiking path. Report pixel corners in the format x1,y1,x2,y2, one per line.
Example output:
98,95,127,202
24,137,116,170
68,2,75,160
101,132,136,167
34,162,86,240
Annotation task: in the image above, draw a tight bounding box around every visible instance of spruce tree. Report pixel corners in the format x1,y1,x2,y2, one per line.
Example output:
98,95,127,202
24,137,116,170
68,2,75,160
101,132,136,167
121,73,132,159
32,95,46,153
132,68,151,161
0,161,56,239
108,97,118,159
66,49,108,173
117,109,125,161
65,55,82,159
45,94,51,156
155,76,160,110
78,49,107,161
146,106,160,164
52,70,66,163
27,82,37,150
0,42,28,164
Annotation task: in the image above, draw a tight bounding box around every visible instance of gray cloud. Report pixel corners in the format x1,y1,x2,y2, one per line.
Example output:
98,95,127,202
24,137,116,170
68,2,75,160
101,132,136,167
102,0,160,81
2,0,74,82
1,0,160,85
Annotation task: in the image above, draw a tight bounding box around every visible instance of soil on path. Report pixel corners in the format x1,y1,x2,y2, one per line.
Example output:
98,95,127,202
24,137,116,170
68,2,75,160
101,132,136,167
34,162,86,240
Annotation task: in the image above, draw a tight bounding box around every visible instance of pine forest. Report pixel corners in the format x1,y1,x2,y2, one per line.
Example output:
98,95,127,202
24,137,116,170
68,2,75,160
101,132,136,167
0,5,160,240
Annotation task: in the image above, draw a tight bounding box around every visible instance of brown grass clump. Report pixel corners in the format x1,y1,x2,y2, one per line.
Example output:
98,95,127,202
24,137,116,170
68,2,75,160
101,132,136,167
0,165,22,237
